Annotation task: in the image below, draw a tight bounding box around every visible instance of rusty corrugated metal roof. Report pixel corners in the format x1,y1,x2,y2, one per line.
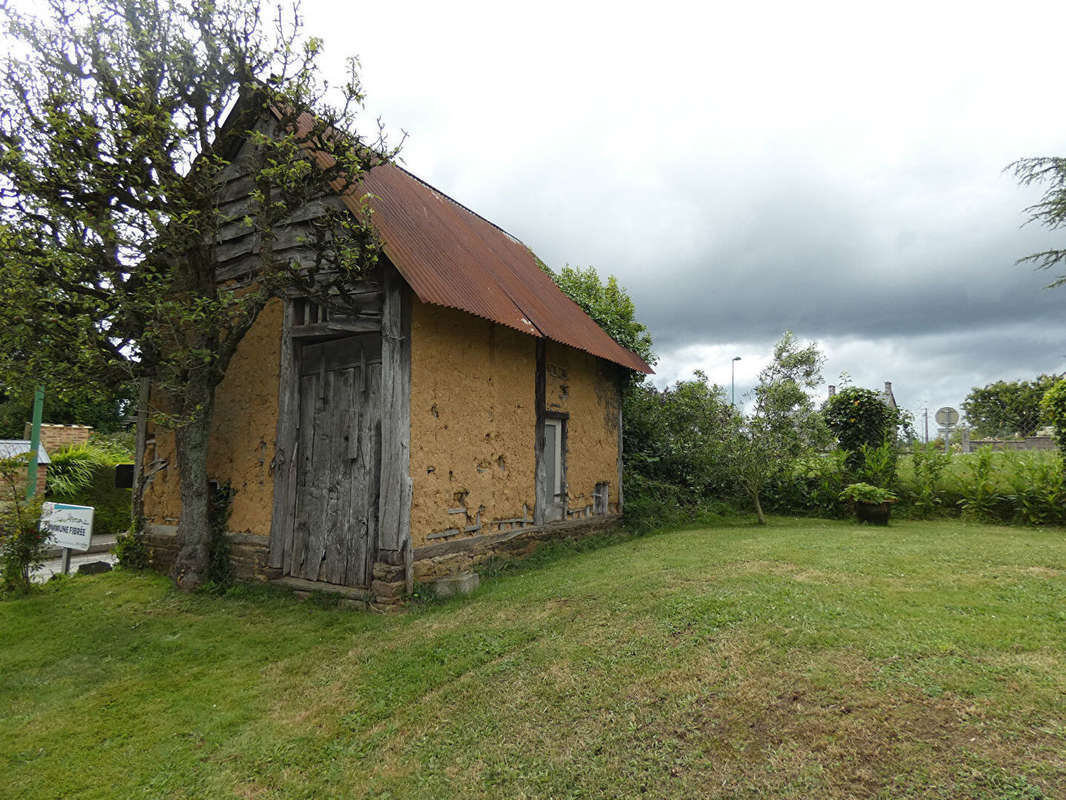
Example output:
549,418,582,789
289,110,652,373
357,163,652,373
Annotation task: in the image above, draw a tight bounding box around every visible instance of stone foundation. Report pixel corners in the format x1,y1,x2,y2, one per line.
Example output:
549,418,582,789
145,512,621,606
412,513,621,583
145,525,277,582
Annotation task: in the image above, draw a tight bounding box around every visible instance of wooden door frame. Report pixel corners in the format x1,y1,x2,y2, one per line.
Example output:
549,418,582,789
268,266,413,580
534,336,568,525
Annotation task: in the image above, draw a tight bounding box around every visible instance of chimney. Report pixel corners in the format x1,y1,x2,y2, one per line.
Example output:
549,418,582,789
828,385,836,397
884,381,892,395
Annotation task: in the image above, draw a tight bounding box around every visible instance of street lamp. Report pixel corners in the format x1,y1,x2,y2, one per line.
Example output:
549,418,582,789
731,356,741,407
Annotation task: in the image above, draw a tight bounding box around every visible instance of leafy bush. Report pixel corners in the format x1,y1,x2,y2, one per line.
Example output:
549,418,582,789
839,482,897,504
622,375,737,503
856,440,898,488
823,387,904,472
205,483,236,591
47,438,133,538
762,450,849,518
1040,378,1066,452
115,525,149,570
1006,453,1064,526
545,264,656,368
0,456,48,596
958,448,1009,522
906,443,952,518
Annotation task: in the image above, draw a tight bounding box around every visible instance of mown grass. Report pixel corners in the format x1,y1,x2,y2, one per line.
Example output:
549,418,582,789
3,518,1065,799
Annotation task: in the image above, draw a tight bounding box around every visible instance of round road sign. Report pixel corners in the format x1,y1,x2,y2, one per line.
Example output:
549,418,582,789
935,406,959,426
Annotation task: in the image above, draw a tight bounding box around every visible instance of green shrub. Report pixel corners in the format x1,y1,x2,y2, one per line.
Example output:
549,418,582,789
204,483,236,592
48,439,133,539
839,482,898,504
906,443,952,518
762,450,849,518
958,449,1009,522
1006,453,1065,526
856,440,898,488
823,387,903,472
115,517,149,569
0,456,48,596
1040,378,1066,452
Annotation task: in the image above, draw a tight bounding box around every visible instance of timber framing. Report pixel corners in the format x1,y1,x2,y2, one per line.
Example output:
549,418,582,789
376,266,413,574
140,96,650,606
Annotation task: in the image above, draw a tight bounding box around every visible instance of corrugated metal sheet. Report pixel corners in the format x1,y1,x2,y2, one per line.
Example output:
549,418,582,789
0,440,50,463
362,164,651,373
293,112,652,374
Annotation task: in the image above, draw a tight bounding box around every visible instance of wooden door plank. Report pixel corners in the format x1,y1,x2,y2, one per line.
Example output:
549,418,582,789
303,367,333,580
347,356,373,588
322,366,354,584
349,360,382,586
289,368,318,576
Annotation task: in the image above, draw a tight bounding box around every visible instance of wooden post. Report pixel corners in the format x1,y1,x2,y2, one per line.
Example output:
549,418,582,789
533,339,547,525
377,267,412,557
269,297,298,571
25,386,44,501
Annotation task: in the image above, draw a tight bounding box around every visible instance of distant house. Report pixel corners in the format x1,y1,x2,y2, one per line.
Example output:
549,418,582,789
140,94,653,605
877,381,897,411
0,440,50,497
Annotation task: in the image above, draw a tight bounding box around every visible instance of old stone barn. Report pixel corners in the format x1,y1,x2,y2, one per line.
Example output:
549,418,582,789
142,112,652,605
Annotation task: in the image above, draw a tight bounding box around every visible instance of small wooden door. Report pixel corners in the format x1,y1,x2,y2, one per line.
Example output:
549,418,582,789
286,334,382,586
541,418,565,522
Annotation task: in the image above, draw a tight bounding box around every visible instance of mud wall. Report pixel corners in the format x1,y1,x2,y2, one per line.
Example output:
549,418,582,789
409,300,623,546
408,300,537,547
544,340,622,517
142,298,284,535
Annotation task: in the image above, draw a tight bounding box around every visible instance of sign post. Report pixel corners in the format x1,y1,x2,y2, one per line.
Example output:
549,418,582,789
25,386,44,501
935,407,959,454
40,502,94,575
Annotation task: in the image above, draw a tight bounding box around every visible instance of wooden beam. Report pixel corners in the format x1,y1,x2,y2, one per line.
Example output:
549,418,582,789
377,265,412,555
268,298,298,570
533,339,547,525
289,319,381,338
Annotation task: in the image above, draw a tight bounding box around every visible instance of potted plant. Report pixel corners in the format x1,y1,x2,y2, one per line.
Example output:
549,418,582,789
839,482,898,525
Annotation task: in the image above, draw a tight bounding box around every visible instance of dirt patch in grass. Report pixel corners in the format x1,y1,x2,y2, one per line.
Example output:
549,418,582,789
1021,566,1066,579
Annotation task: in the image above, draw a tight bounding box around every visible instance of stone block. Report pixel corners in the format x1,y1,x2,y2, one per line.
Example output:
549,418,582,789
372,562,404,583
432,572,479,598
371,579,405,600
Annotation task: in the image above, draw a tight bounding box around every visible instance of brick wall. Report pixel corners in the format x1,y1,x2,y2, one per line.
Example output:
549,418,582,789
1,464,46,499
23,423,93,454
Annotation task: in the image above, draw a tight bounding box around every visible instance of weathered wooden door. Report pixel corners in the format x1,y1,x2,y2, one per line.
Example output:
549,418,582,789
286,334,382,586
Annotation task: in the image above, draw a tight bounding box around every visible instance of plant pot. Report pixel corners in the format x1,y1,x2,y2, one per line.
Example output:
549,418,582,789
855,501,892,525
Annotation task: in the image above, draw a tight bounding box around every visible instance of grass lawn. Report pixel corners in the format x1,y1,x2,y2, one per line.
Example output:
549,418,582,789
3,517,1066,799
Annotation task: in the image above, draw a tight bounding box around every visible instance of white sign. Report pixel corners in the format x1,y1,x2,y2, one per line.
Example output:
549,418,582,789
40,502,94,552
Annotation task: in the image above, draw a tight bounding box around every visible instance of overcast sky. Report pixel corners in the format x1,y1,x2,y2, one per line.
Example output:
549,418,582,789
303,0,1066,431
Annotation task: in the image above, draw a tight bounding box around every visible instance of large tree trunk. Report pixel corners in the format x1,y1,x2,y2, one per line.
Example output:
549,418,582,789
169,385,215,592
